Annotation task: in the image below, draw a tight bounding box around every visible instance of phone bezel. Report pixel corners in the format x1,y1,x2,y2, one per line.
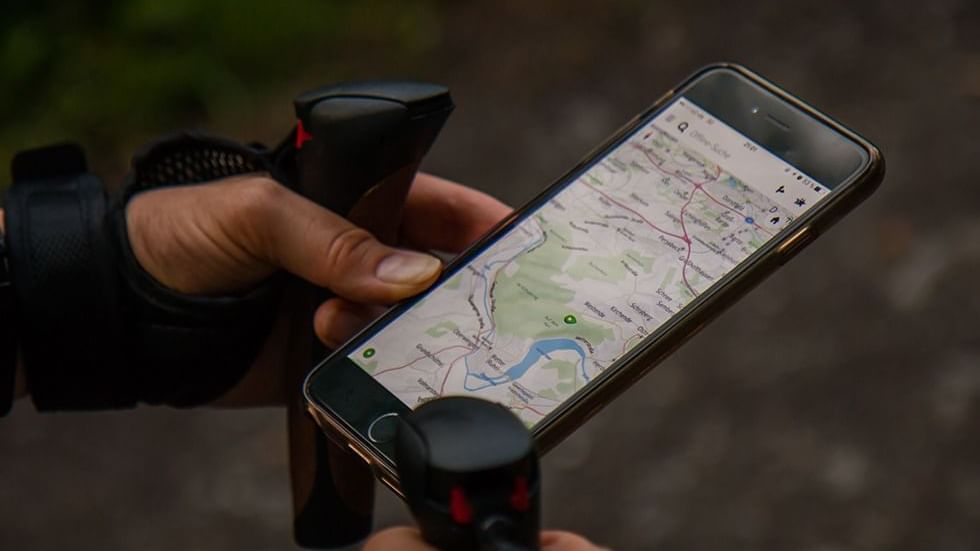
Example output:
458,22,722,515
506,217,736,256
303,62,885,489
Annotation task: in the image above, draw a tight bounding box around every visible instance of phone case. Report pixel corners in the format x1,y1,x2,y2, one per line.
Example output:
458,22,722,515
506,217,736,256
304,62,886,494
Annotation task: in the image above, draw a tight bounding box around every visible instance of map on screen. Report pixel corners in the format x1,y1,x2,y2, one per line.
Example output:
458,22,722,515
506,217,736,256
350,97,824,426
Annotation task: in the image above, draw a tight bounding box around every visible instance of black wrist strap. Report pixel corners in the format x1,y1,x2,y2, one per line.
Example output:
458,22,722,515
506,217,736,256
0,225,16,416
5,144,132,409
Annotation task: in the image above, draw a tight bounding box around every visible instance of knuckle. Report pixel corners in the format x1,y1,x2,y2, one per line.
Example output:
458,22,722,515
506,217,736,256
322,226,377,276
230,176,287,252
235,176,286,219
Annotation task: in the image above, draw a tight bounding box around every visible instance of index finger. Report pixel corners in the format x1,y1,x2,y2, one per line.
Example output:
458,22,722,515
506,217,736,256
401,173,513,253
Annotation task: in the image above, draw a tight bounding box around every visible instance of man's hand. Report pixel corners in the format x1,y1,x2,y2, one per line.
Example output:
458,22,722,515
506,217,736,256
362,527,608,551
125,172,511,405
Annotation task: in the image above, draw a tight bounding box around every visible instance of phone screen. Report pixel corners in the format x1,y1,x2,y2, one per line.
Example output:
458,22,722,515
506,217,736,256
346,94,832,426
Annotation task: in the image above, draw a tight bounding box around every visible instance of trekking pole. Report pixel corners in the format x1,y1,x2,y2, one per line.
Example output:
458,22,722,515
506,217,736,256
280,82,454,548
396,397,541,551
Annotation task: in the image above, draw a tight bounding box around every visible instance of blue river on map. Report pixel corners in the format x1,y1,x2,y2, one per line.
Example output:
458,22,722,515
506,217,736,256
468,337,589,388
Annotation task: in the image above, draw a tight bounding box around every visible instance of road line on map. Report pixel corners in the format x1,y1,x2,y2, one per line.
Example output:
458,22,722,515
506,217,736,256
372,344,472,377
580,182,689,243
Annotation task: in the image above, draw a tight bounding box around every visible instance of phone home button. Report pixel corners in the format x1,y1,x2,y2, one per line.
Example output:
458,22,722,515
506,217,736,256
367,412,400,444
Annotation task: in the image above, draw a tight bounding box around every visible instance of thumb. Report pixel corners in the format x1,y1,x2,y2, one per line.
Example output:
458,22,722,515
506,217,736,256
261,184,442,304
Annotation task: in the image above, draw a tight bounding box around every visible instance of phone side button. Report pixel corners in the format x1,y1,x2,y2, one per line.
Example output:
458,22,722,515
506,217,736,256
347,442,374,467
776,226,814,264
378,473,405,499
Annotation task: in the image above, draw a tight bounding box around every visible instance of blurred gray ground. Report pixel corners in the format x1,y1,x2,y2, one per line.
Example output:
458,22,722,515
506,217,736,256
2,0,980,549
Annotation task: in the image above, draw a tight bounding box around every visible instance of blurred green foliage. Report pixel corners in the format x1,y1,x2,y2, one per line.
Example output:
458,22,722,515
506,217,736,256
0,0,442,182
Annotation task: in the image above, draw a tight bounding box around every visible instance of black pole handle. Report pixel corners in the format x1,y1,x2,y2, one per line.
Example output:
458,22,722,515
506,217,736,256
396,397,541,551
284,81,454,549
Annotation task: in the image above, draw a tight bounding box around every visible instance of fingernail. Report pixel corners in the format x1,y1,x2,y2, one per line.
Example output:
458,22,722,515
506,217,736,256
376,251,441,285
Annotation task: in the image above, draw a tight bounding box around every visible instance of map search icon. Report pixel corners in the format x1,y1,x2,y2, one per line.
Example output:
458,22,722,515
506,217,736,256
678,121,689,133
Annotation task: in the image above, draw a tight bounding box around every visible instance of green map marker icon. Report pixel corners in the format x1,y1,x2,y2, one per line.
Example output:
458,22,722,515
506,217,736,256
563,314,577,325
363,348,376,358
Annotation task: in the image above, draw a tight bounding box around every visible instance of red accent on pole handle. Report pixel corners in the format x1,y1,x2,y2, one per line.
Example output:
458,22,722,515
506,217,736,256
295,119,314,149
510,476,530,512
450,486,473,525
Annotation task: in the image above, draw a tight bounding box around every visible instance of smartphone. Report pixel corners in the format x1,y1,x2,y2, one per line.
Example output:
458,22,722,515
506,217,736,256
304,63,885,493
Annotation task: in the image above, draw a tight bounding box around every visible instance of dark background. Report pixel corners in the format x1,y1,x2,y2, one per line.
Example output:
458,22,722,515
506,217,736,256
2,1,979,549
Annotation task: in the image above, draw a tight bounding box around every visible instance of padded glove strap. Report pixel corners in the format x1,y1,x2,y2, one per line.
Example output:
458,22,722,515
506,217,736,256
5,144,131,410
1,225,19,415
6,137,284,411
108,132,282,406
